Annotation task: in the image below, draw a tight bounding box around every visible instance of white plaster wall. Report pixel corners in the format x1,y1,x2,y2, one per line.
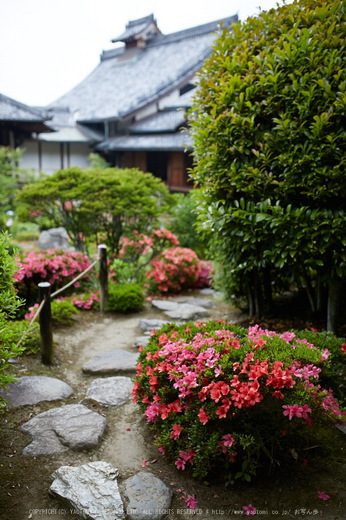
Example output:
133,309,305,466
69,143,91,169
20,140,92,175
21,140,40,172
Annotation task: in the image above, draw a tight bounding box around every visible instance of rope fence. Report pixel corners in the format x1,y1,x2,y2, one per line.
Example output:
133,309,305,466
15,244,109,365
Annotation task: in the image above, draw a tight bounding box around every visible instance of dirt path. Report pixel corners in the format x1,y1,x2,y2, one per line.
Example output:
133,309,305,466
0,294,345,520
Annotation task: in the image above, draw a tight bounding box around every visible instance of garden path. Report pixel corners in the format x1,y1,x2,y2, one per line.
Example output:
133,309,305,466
1,292,345,519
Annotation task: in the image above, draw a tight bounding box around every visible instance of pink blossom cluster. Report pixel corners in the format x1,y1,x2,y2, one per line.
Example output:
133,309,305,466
70,291,99,310
195,259,214,288
147,247,201,294
14,250,91,290
289,361,321,381
119,228,179,259
282,404,312,421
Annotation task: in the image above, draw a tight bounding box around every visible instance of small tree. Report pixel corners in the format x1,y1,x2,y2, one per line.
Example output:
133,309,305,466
16,167,173,255
188,0,345,332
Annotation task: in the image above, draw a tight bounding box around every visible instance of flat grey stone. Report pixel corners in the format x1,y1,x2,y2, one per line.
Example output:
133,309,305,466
86,377,133,407
172,296,215,308
164,303,210,321
199,288,215,295
82,350,138,375
0,376,73,407
133,336,151,348
124,471,173,520
151,300,179,311
139,319,170,333
50,461,125,520
21,404,107,456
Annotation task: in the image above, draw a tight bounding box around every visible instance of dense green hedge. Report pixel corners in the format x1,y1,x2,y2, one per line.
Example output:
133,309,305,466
188,0,345,332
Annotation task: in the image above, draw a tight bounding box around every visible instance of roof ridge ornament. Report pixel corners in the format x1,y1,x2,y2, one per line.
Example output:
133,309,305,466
111,13,161,47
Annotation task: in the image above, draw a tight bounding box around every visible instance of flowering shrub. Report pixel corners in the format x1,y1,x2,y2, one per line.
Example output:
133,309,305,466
133,321,345,482
195,260,214,289
112,228,180,284
14,249,91,304
147,247,201,294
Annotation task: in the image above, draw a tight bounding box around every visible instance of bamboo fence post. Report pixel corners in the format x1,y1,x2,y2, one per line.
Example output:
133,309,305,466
98,244,108,312
38,282,53,365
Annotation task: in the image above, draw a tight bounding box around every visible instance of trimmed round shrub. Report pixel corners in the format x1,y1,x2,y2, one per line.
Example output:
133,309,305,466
147,247,201,294
133,321,345,482
51,299,79,325
107,282,145,313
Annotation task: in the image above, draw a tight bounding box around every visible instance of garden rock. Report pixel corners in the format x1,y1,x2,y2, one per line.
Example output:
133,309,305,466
49,461,125,520
21,404,107,456
164,303,210,321
86,377,133,407
123,471,173,520
139,319,170,333
38,227,70,250
0,376,73,406
82,350,138,375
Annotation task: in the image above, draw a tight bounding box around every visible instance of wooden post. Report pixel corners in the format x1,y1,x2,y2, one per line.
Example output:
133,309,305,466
38,282,53,365
98,244,108,312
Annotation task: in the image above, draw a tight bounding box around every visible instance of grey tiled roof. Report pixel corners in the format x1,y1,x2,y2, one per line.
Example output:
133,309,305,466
130,109,186,134
49,14,237,123
0,93,50,122
96,132,192,152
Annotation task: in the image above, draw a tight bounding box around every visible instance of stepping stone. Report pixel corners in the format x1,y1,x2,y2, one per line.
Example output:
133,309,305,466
82,350,138,375
139,319,170,333
199,288,215,295
0,376,73,407
151,300,179,311
50,461,125,520
21,404,107,456
123,471,173,520
133,336,151,349
86,377,133,407
164,303,210,321
173,296,215,308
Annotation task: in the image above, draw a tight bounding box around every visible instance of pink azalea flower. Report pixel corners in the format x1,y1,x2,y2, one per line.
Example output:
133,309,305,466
175,458,186,470
243,504,257,515
318,491,330,501
185,496,198,509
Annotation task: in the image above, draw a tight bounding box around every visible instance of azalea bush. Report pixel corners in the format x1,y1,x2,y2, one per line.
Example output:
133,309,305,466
14,249,92,306
147,247,201,295
133,321,345,483
111,228,180,285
